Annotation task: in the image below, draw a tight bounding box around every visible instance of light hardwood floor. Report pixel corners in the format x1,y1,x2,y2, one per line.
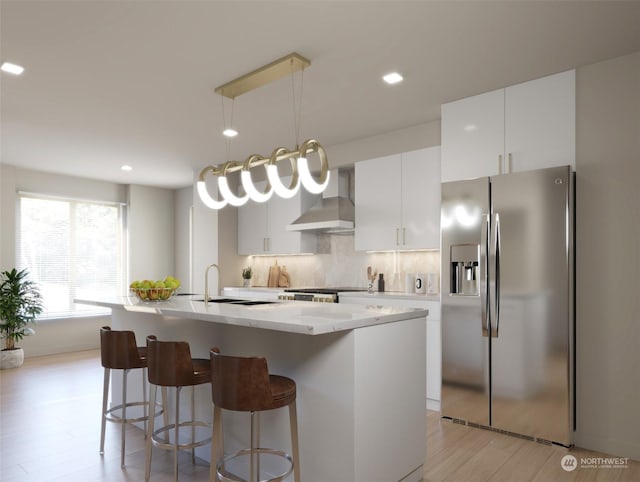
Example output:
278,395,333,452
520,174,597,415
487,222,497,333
1,349,638,481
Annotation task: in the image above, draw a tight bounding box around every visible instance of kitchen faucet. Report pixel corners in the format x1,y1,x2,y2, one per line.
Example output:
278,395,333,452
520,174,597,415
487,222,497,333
204,263,220,308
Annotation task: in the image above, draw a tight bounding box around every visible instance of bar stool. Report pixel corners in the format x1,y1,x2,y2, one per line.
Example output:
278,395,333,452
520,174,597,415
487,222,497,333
209,347,301,482
99,326,165,468
145,335,212,482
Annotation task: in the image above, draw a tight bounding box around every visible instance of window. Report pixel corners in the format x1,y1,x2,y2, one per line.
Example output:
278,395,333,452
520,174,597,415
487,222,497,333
17,193,126,318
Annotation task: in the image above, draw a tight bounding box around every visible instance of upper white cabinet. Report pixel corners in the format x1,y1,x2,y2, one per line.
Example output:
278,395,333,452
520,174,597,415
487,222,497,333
441,70,575,182
355,146,441,251
238,178,318,255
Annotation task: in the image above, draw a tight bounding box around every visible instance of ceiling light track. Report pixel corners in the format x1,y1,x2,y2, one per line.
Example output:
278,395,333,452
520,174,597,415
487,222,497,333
214,53,310,99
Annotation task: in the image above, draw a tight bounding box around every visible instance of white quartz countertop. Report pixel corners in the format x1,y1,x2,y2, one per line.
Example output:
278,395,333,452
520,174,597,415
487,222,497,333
75,295,427,335
339,291,440,302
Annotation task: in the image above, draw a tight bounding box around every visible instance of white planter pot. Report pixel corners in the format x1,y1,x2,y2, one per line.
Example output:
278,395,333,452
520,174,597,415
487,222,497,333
0,348,25,369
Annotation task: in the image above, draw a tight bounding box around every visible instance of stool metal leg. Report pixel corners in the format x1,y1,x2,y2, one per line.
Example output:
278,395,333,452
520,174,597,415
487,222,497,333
174,386,181,482
289,401,301,482
100,367,110,455
250,411,256,482
143,367,148,437
211,405,223,482
191,385,196,464
255,412,261,482
121,368,129,468
145,382,158,482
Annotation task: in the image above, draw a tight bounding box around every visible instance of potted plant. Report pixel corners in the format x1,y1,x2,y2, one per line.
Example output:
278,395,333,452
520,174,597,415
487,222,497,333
0,268,43,369
242,267,252,288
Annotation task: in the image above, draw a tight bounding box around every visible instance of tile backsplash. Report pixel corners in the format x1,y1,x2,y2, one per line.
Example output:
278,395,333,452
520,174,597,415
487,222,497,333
245,233,440,293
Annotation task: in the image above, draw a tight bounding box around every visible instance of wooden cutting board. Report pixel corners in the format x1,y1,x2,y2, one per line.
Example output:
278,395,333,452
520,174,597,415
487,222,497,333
267,263,281,288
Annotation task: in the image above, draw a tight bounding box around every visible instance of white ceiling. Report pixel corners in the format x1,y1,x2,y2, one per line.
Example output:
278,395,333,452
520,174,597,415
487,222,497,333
2,1,639,189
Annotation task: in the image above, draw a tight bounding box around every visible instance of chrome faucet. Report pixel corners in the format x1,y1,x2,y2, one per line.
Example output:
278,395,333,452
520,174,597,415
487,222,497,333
204,263,220,308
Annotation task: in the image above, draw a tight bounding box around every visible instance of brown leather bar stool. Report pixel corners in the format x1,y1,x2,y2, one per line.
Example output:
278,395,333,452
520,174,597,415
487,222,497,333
145,335,212,482
99,326,165,468
209,347,301,482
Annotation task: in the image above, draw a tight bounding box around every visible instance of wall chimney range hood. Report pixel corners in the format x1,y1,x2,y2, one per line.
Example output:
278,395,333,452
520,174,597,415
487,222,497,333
287,169,355,234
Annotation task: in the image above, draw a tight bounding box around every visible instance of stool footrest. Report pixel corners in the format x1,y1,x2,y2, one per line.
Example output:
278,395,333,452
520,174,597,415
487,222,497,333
151,421,211,451
105,400,163,425
218,447,294,482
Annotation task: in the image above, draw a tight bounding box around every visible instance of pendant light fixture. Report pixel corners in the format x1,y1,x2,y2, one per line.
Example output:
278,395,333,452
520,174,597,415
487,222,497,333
197,53,330,210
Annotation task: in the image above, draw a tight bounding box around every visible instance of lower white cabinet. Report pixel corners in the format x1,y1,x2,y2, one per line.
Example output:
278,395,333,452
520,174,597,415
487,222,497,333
339,294,441,410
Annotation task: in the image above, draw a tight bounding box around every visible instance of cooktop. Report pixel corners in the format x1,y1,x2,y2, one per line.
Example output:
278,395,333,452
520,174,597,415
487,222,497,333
284,287,367,294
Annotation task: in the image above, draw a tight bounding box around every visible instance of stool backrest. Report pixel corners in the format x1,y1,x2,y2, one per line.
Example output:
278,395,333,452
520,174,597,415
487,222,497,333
210,348,273,412
146,335,199,387
100,326,145,369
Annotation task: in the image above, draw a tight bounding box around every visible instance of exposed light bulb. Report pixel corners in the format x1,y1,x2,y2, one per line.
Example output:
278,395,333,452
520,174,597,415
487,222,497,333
298,157,330,194
222,128,238,137
241,170,273,203
196,181,227,209
266,164,300,199
217,176,249,207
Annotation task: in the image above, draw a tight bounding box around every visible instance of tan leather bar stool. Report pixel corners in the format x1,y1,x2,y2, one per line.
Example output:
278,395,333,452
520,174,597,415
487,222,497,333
145,336,212,482
99,326,165,468
210,348,301,482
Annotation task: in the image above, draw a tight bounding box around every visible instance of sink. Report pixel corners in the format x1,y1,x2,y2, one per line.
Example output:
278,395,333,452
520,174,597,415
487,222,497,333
193,298,244,303
228,300,275,306
193,298,275,306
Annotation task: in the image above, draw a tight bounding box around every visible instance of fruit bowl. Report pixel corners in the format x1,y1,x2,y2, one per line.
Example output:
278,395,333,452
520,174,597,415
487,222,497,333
130,276,181,302
130,287,176,301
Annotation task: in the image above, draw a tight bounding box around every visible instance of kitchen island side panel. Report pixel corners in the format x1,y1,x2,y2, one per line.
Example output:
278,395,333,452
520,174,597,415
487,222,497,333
355,317,426,482
108,307,426,482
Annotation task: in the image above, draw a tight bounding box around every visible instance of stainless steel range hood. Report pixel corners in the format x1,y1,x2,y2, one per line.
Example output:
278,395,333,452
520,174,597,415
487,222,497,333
287,169,355,234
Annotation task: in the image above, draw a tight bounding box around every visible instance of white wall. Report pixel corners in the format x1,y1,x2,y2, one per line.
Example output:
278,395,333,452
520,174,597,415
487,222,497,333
191,171,220,295
174,186,193,292
574,51,640,460
127,184,175,282
0,165,177,356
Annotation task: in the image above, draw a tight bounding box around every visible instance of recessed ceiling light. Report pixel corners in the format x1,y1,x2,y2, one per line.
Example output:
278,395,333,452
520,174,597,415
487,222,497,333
121,165,133,172
1,62,25,75
223,128,238,138
383,72,403,85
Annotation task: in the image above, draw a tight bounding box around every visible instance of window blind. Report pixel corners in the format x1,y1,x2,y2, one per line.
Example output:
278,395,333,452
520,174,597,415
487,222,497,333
16,193,126,319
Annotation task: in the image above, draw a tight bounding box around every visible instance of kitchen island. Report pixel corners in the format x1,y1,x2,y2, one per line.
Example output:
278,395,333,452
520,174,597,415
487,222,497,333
77,295,427,482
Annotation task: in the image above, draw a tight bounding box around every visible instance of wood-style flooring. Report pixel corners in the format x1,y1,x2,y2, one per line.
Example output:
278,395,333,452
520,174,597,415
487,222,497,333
1,349,638,481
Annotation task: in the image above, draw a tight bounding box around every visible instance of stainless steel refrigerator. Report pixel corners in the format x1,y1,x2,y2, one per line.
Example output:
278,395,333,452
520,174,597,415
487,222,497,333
440,165,574,446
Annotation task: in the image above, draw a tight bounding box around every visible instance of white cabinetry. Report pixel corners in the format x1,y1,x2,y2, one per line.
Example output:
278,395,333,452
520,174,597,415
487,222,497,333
340,294,441,410
355,146,440,251
238,178,318,255
441,70,575,182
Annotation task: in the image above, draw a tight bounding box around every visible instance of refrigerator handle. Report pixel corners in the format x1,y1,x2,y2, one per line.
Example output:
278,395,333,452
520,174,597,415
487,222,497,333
491,213,501,338
480,213,490,337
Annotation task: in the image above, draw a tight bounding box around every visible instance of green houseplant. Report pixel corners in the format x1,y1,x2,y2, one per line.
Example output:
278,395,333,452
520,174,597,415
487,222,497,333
0,268,43,369
242,267,252,287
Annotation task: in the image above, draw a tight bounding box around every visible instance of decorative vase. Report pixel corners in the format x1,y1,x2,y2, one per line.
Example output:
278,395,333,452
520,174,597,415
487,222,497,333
243,279,251,288
0,348,25,369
